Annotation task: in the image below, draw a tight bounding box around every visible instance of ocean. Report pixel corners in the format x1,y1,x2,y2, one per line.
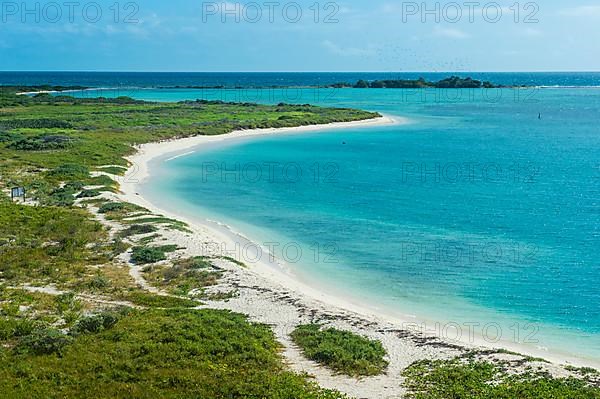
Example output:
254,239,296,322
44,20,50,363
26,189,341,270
6,72,599,363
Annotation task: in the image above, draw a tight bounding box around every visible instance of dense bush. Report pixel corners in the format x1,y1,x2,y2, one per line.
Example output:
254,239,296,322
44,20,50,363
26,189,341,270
0,118,73,129
291,324,388,376
130,246,167,264
118,224,158,237
63,181,85,191
0,130,23,142
98,202,127,213
8,135,75,151
48,164,90,180
97,202,148,220
72,312,119,335
76,189,101,198
177,256,212,269
37,181,86,207
46,187,76,207
0,318,37,340
16,328,73,356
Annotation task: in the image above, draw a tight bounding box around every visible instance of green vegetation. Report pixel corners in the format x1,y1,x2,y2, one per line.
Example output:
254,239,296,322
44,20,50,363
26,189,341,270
7,134,76,151
98,202,149,219
0,87,377,215
71,311,120,335
0,308,347,398
118,223,159,238
15,327,73,356
0,86,380,397
96,165,127,175
130,246,169,265
76,189,101,198
123,216,191,232
118,291,198,308
0,202,107,285
329,76,501,89
403,359,600,399
143,256,223,297
290,324,388,377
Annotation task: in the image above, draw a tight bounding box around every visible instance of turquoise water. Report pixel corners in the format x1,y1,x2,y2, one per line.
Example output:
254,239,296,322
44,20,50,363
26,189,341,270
81,85,599,363
7,71,600,88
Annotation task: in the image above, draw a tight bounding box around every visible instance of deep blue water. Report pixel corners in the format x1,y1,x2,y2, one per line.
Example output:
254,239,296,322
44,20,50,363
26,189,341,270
6,71,598,362
3,71,600,88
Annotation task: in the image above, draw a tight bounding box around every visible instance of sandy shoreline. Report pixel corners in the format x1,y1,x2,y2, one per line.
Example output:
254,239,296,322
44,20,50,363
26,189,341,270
108,115,597,397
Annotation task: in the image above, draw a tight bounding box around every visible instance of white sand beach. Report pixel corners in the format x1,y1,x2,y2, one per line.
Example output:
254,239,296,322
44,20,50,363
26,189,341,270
96,115,595,398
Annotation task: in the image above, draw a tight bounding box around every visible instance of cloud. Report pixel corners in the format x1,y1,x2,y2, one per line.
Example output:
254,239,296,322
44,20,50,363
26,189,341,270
322,40,375,56
432,26,469,39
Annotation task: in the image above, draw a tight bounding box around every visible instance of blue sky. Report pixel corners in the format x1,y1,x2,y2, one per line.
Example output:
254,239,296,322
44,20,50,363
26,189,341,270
0,0,599,71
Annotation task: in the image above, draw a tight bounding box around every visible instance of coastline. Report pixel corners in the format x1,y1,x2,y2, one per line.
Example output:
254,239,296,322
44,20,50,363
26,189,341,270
110,115,597,396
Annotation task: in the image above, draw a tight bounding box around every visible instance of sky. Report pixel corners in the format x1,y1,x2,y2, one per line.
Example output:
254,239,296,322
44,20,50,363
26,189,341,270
0,0,599,72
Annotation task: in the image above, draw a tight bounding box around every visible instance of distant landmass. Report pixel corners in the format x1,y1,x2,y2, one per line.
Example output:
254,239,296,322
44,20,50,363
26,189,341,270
4,77,513,94
327,76,503,89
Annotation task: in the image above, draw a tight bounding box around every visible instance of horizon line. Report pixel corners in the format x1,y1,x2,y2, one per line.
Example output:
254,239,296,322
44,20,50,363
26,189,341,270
2,70,600,74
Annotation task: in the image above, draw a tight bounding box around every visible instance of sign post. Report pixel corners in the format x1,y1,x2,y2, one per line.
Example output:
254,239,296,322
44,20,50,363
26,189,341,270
11,187,25,202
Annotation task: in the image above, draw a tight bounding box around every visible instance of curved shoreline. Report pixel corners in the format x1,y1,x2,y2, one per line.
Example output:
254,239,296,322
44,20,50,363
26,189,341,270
117,115,599,371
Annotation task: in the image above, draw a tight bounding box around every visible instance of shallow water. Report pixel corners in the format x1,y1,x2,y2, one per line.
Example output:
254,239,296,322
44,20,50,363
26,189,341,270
46,73,600,363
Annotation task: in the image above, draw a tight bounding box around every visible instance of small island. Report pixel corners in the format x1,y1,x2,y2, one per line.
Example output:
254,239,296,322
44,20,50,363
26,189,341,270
328,76,503,89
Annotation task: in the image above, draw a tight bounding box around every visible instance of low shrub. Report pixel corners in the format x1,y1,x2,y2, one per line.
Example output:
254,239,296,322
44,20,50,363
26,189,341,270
0,131,23,142
98,202,126,213
76,189,101,198
16,328,73,356
63,181,85,191
72,312,119,335
97,202,148,219
48,164,89,180
291,324,388,377
176,256,212,269
0,318,37,340
46,187,76,207
0,118,73,129
130,246,167,265
403,359,600,398
8,135,75,151
118,224,158,237
0,308,348,397
88,274,110,290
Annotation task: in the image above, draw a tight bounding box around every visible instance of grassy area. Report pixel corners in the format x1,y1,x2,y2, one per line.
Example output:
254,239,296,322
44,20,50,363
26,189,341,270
403,359,600,399
0,86,378,397
117,291,199,308
0,89,378,178
0,308,347,398
290,324,388,377
0,201,109,285
0,88,378,209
